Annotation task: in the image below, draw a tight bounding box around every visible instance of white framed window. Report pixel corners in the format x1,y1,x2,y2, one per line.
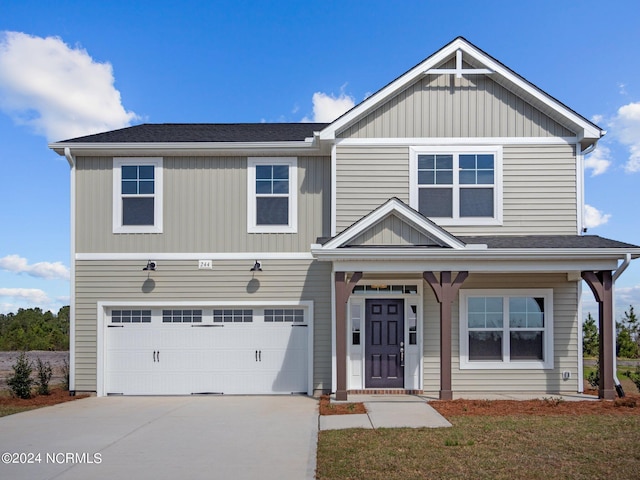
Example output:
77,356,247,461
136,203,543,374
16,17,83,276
459,289,553,369
409,146,502,226
247,157,297,233
113,158,163,233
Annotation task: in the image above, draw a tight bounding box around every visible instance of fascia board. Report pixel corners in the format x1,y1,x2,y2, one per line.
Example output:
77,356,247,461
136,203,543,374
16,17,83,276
49,141,319,156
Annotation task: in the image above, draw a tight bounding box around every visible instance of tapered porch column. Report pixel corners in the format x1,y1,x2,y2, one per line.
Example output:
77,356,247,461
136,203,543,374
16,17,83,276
334,271,362,401
581,270,615,400
423,271,469,400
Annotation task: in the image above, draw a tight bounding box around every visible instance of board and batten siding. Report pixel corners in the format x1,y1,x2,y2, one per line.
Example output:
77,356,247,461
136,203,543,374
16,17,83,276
73,259,332,392
335,144,577,236
337,68,576,139
422,273,579,394
75,155,330,253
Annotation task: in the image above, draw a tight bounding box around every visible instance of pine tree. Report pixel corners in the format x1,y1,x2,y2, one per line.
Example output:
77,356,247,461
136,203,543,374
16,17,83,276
583,313,599,357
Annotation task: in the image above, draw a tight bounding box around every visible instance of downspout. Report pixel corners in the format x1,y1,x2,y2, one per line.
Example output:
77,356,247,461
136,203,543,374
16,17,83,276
64,147,77,395
612,253,631,397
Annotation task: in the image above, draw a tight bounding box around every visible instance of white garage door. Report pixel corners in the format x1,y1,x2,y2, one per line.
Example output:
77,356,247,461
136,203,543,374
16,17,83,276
105,307,309,395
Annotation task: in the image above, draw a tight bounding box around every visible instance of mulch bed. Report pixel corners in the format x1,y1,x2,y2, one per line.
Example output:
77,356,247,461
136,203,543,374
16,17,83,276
430,392,640,417
0,387,89,407
319,395,367,415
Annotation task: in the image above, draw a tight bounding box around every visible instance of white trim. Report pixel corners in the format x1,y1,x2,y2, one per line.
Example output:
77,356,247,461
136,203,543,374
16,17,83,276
576,143,584,234
330,265,337,393
76,252,314,261
334,137,577,146
50,140,317,152
331,143,337,237
65,148,76,392
113,157,163,234
577,281,584,393
319,38,601,143
321,198,467,250
247,157,298,233
459,289,554,370
409,146,503,226
97,300,314,397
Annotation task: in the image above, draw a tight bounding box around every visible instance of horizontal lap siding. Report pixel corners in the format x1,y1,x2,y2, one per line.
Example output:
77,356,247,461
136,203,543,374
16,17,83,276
336,144,578,236
76,155,330,253
338,72,575,139
74,260,332,392
423,273,579,394
335,146,409,232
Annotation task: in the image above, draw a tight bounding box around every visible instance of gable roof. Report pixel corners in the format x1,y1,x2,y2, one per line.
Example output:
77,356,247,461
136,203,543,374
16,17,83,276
318,37,603,149
319,198,470,250
56,123,329,143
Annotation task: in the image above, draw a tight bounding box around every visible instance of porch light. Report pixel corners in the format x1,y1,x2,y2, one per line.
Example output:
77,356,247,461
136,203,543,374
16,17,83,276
250,260,262,272
143,260,156,271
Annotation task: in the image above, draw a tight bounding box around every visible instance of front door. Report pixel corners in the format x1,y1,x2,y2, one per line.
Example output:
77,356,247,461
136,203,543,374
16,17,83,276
365,299,404,388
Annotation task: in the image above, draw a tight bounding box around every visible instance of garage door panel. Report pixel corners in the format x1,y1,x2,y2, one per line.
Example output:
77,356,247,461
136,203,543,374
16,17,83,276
106,307,309,395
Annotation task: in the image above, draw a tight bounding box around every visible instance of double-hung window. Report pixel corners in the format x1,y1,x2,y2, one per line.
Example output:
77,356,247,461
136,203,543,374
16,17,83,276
113,158,163,233
459,289,553,369
247,157,297,233
410,146,502,225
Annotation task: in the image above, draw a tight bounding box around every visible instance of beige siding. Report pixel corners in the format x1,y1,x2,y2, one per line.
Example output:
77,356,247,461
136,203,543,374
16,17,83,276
338,71,576,139
349,214,441,246
335,144,577,235
76,155,330,253
335,145,410,231
423,273,580,394
74,259,332,392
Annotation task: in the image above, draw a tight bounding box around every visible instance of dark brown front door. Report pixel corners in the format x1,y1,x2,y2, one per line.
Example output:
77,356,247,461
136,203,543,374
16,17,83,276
365,299,404,388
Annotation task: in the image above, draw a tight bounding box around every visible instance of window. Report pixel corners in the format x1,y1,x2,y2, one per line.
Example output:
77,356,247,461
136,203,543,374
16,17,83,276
264,309,305,322
459,289,553,369
410,147,502,225
162,309,202,323
111,310,151,323
213,309,253,323
247,157,297,233
113,158,163,233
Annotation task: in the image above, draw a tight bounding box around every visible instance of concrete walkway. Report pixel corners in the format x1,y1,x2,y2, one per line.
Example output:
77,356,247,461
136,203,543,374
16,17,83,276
0,396,318,480
319,395,452,430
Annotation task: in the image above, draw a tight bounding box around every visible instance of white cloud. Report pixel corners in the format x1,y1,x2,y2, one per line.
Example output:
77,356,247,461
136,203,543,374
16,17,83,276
581,284,640,322
0,254,70,280
584,144,611,176
0,288,50,304
302,89,355,122
0,31,137,141
605,101,640,173
584,204,611,229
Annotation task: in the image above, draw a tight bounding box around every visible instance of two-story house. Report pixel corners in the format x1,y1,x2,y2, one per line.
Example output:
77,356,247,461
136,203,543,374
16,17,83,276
50,37,640,401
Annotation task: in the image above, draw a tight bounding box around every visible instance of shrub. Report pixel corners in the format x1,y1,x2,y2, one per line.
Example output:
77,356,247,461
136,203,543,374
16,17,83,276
623,365,640,393
35,357,53,395
6,352,34,399
587,363,600,389
61,357,70,391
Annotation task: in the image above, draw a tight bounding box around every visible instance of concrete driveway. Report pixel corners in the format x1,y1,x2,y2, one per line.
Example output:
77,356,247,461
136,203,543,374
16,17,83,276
0,395,318,480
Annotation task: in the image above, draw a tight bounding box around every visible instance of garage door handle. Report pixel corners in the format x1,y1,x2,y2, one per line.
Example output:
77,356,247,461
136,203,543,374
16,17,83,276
255,350,262,362
153,351,156,362
153,350,160,362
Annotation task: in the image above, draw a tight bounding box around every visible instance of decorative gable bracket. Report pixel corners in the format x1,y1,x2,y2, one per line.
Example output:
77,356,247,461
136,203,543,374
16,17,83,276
424,48,494,78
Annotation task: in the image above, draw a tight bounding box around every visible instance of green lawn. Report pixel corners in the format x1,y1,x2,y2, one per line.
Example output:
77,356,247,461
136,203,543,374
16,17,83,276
317,415,640,479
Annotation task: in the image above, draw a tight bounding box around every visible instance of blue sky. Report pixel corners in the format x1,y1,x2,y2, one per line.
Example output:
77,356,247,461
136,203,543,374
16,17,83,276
1,0,640,319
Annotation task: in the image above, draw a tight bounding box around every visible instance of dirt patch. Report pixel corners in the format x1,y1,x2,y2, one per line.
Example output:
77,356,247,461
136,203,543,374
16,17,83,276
319,395,367,415
430,393,640,417
0,351,69,389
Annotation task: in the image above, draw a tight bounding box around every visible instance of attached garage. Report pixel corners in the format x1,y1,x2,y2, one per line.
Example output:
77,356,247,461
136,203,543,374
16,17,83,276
100,303,313,396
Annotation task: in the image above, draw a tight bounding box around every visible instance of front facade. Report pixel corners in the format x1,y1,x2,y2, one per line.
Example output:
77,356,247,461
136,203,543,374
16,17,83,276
51,37,640,400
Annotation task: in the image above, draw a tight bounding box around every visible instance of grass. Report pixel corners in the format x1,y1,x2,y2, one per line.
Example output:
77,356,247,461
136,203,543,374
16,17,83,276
317,414,640,479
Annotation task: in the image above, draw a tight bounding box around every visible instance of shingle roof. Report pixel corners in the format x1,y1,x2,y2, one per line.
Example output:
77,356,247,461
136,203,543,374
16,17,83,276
59,123,329,143
457,235,640,249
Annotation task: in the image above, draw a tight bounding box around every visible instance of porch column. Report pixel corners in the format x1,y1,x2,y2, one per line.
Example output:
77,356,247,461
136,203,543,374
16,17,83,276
423,271,469,400
335,271,363,401
581,270,615,400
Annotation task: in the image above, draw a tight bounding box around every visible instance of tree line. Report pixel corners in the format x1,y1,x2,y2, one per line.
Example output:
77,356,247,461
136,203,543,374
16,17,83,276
583,305,640,358
0,307,70,351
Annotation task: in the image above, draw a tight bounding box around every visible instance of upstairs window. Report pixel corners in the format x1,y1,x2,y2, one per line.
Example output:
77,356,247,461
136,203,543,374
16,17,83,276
410,147,502,226
247,157,297,233
113,158,163,233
